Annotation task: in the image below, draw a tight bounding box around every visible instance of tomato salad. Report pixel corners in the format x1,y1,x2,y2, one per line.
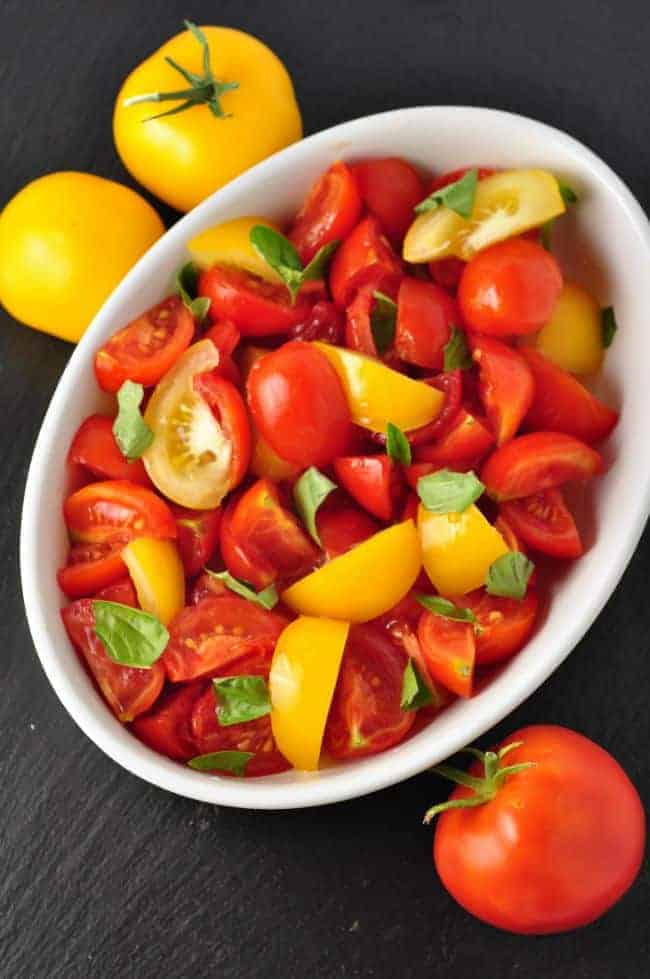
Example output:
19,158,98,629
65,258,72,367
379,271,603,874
59,159,618,778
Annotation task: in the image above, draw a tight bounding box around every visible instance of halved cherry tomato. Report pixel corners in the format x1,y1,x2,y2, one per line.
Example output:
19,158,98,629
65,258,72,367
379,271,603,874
68,415,151,486
63,480,176,545
459,239,563,336
351,158,425,241
198,266,314,336
193,371,251,490
500,488,583,558
418,610,475,698
315,497,380,559
94,296,194,393
413,409,495,470
203,320,241,386
333,455,404,521
324,623,415,759
329,216,402,308
471,335,534,444
289,299,345,344
162,595,288,682
289,161,362,264
482,432,603,501
460,588,539,665
394,278,457,369
58,542,129,599
521,349,618,444
247,340,352,467
131,680,204,761
220,479,318,590
171,504,222,577
61,598,165,722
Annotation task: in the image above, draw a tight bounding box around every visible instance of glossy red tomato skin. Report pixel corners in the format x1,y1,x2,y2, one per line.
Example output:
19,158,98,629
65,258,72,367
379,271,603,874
413,410,495,471
131,681,205,761
471,335,534,444
63,480,177,545
57,542,129,599
481,432,604,501
418,611,475,698
247,340,352,467
333,456,404,521
394,278,457,369
94,296,194,393
61,598,165,722
500,488,583,558
171,504,222,577
193,371,252,491
433,726,646,934
203,320,241,385
324,623,415,760
162,595,288,683
289,161,362,264
289,300,345,344
521,349,619,444
459,588,539,666
315,497,380,559
351,157,426,241
329,216,403,309
68,415,152,486
198,266,313,336
95,577,139,605
404,372,464,447
345,284,381,357
459,239,563,337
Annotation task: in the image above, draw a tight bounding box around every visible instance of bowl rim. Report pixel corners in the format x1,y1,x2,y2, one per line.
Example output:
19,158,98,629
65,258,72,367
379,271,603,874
20,104,650,809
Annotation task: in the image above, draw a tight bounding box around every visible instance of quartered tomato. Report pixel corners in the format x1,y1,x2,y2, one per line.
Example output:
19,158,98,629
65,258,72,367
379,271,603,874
220,479,318,590
289,161,362,263
471,335,534,444
143,339,251,509
351,158,425,241
131,681,204,761
344,284,386,358
95,576,138,606
58,542,129,599
329,216,402,308
521,349,618,444
315,497,380,559
460,588,539,665
94,296,194,393
394,278,457,369
324,623,415,759
418,610,475,698
500,488,582,558
63,480,177,545
482,432,603,501
172,504,222,577
413,410,495,470
333,455,404,521
61,598,165,722
162,595,288,682
198,266,314,336
68,415,151,486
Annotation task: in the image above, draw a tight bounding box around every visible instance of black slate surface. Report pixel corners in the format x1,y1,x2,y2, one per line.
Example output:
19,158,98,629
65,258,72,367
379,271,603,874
1,1,648,976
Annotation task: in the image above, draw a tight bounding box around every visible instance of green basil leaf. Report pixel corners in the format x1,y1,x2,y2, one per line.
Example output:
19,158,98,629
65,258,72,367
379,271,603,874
302,240,340,284
113,380,154,461
250,225,304,301
557,179,578,204
386,422,412,465
213,675,271,726
417,468,484,514
400,659,434,711
92,601,168,668
602,306,617,348
370,291,397,355
204,569,278,610
293,466,338,545
486,552,535,600
415,168,478,219
416,594,477,623
187,751,253,775
190,296,211,320
443,326,473,371
175,261,199,303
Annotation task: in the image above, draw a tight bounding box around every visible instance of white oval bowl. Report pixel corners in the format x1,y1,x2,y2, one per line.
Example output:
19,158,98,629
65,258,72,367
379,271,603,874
21,106,650,809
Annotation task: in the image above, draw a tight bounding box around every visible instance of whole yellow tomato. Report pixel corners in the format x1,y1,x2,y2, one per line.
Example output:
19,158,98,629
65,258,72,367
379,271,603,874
0,172,163,342
114,23,303,212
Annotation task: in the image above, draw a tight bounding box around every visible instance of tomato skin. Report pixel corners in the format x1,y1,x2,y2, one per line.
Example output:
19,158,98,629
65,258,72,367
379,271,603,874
289,161,362,264
333,456,404,521
63,480,177,545
171,505,222,577
192,371,251,491
404,372,464,447
198,266,312,336
247,341,352,467
433,726,646,934
203,320,241,386
329,216,403,309
345,284,382,357
94,296,194,393
482,432,604,501
324,623,415,759
413,409,495,471
289,300,345,344
460,588,539,665
131,681,204,761
521,348,618,444
394,278,457,369
351,158,425,241
471,335,534,444
459,239,563,337
315,498,380,559
418,611,475,698
429,257,466,292
95,577,139,605
500,488,583,558
57,542,128,599
68,415,151,486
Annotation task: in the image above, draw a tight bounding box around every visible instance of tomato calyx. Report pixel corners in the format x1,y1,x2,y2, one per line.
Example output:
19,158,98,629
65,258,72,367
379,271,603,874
423,741,536,823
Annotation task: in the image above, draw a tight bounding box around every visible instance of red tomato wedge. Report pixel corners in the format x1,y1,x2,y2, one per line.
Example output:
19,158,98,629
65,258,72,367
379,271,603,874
333,455,404,521
95,577,139,605
418,610,475,698
460,588,539,665
192,371,251,492
171,504,222,577
289,161,362,264
394,278,457,369
315,497,380,559
289,300,345,344
329,216,403,308
198,266,314,336
471,335,534,444
131,681,204,761
345,284,382,357
203,320,241,386
68,415,151,486
324,623,415,759
500,488,583,558
405,372,464,447
521,349,619,444
482,432,604,501
351,157,425,241
94,296,194,393
413,409,495,470
63,480,177,545
58,542,129,599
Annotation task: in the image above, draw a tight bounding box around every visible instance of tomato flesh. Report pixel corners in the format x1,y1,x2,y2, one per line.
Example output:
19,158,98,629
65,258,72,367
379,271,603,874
481,432,603,501
63,480,177,545
68,415,151,486
198,266,313,336
131,681,204,761
418,610,475,697
289,161,362,263
329,216,402,309
171,504,222,577
289,300,345,344
57,542,128,599
315,497,380,559
500,487,582,558
413,409,494,471
460,588,539,665
394,277,457,369
333,455,404,522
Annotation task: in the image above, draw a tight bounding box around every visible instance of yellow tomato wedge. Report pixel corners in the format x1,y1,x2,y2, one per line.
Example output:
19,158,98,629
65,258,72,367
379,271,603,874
270,616,350,771
122,537,185,625
526,282,604,374
313,343,443,434
282,520,421,622
418,503,509,596
187,216,283,284
403,169,566,263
